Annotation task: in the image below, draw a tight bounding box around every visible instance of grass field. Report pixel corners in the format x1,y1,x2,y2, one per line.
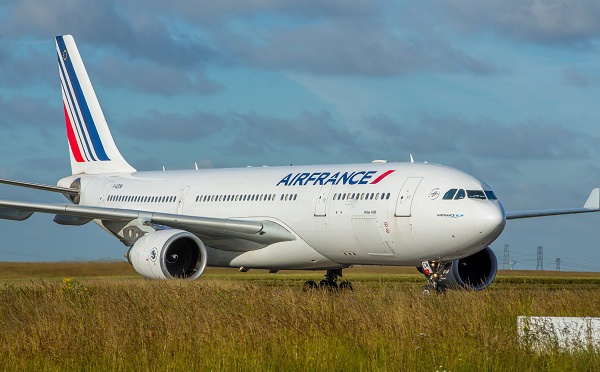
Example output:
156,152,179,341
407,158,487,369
0,262,599,371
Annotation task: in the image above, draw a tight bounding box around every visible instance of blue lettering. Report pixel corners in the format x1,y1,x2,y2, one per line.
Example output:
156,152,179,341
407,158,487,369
293,173,310,186
349,171,365,185
336,172,354,185
277,170,381,186
306,172,320,185
359,171,377,184
315,172,330,185
325,172,339,185
277,173,292,186
289,173,302,185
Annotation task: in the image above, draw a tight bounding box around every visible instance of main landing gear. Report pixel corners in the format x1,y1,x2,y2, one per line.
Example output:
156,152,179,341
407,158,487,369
303,269,353,291
420,261,450,294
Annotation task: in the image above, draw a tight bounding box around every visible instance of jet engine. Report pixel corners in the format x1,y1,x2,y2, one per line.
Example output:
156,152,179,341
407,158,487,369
127,229,207,280
439,246,498,290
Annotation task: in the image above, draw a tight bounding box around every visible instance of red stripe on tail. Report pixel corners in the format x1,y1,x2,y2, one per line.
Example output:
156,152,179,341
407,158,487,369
63,104,85,162
370,169,395,184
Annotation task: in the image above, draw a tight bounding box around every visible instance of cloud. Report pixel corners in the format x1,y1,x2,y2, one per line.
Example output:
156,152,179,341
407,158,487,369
216,18,497,76
2,1,219,69
141,0,384,23
441,0,600,46
0,0,498,81
93,57,222,95
364,114,598,160
563,67,600,88
117,109,365,160
0,96,59,130
0,47,53,88
117,109,227,141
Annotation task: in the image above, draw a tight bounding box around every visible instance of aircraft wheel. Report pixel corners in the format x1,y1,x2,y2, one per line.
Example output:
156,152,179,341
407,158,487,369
319,280,338,290
303,280,318,291
339,281,353,291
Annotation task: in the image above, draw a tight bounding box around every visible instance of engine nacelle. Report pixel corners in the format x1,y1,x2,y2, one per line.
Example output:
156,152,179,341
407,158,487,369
439,246,498,290
127,229,207,280
424,247,498,291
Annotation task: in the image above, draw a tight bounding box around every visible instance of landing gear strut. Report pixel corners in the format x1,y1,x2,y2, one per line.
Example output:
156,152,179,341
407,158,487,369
303,269,353,291
421,261,450,294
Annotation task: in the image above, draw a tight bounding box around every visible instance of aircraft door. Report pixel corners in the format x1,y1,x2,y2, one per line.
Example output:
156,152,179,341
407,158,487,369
314,184,334,216
395,177,423,217
99,182,114,207
177,186,190,214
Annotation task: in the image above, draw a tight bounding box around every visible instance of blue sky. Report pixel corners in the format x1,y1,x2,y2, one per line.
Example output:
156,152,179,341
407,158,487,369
0,0,599,271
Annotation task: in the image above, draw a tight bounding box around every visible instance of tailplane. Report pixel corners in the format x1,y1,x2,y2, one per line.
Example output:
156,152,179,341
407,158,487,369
56,35,135,175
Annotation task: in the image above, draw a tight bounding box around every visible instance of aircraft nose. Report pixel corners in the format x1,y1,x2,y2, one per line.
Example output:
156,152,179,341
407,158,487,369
474,202,506,240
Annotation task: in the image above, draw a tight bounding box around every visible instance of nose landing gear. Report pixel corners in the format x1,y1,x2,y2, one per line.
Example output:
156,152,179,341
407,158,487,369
421,261,450,294
303,268,353,291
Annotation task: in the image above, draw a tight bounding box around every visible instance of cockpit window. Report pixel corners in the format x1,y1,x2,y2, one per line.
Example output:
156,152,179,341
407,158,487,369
443,189,457,200
454,189,466,200
467,190,486,200
484,190,497,200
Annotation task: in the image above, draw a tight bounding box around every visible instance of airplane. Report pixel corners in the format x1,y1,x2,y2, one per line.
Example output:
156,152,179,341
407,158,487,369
0,34,598,292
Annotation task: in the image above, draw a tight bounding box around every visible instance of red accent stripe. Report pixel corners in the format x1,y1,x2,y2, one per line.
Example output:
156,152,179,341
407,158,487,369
370,169,395,184
63,104,85,162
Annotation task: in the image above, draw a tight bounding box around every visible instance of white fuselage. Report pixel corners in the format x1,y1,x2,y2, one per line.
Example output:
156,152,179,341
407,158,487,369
59,162,506,271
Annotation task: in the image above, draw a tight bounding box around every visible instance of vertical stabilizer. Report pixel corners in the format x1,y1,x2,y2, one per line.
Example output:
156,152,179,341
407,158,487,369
56,35,135,175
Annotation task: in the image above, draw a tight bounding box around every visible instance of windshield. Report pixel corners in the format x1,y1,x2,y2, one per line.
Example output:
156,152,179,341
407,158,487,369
467,190,486,200
442,188,498,201
443,189,457,200
484,190,497,200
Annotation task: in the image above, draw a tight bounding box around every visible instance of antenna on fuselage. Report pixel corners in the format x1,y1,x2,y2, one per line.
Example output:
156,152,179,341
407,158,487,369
195,162,198,170
410,154,415,163
162,166,166,171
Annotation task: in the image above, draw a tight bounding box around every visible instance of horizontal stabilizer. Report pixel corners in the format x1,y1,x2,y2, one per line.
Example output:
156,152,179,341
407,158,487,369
0,178,79,196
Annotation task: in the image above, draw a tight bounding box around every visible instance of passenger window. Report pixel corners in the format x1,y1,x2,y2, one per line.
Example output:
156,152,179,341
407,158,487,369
443,189,457,200
454,189,466,200
467,190,486,200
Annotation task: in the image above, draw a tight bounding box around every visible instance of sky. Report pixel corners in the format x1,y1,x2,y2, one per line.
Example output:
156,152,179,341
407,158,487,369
0,0,599,271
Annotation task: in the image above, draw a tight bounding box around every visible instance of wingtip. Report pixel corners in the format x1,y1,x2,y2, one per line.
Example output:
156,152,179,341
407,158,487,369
584,188,600,209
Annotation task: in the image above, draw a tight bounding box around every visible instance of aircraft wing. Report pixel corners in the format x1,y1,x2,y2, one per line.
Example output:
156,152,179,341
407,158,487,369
506,188,600,220
0,199,296,251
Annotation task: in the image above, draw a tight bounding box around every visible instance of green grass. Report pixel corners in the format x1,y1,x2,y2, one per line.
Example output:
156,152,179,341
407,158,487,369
0,263,598,371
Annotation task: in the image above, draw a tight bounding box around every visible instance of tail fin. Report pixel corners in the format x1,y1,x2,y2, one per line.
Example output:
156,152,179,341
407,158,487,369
55,35,135,175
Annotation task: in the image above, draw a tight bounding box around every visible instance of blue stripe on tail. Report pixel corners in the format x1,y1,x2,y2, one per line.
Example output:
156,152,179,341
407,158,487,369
56,36,110,161
58,56,94,161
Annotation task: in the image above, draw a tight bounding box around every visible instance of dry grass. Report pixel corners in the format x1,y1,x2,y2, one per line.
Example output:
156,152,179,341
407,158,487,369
0,262,598,371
